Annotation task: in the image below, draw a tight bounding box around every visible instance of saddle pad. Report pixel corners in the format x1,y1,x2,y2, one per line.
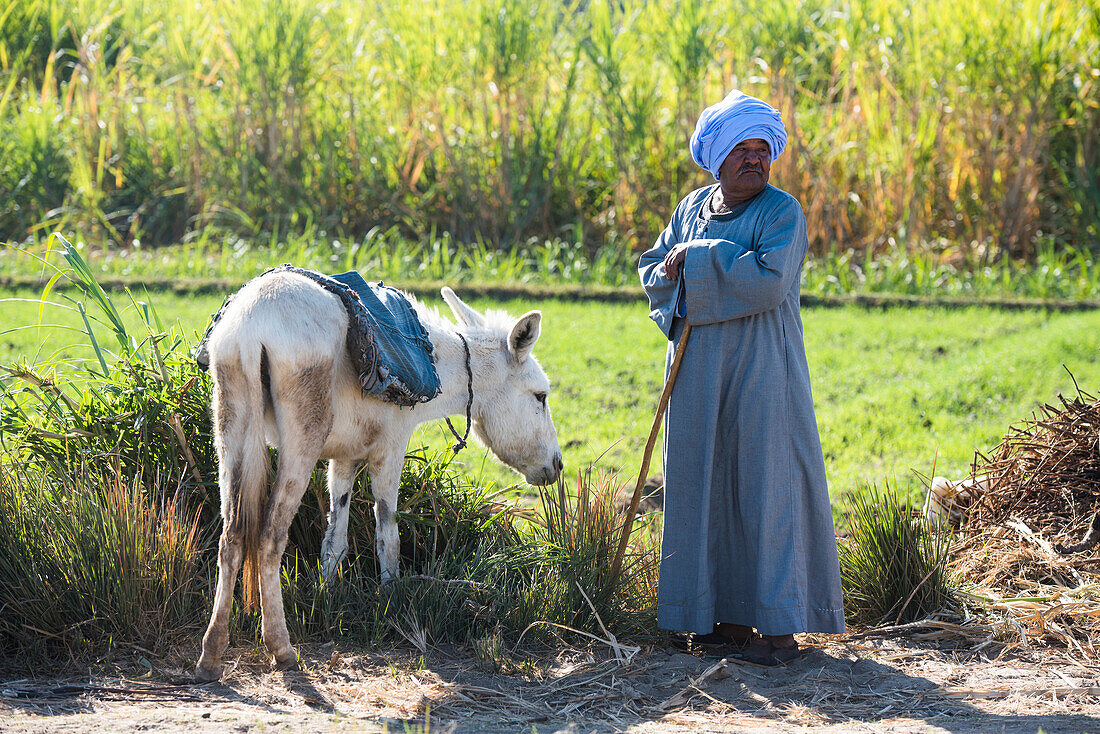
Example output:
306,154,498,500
329,269,441,405
195,265,440,407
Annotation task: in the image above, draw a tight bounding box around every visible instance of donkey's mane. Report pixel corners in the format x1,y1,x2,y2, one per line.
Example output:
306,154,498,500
409,291,516,337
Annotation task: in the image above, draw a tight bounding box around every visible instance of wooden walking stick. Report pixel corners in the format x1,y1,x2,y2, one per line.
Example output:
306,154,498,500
608,322,693,586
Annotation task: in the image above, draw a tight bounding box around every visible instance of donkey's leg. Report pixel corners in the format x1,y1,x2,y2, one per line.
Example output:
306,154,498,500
321,459,360,581
196,357,266,682
258,363,334,669
257,449,319,669
195,526,244,681
370,445,406,582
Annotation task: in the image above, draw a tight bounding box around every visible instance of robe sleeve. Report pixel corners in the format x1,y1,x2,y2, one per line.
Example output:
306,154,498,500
682,196,807,324
638,199,690,339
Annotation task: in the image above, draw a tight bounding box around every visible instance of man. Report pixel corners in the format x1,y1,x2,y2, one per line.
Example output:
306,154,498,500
638,90,844,666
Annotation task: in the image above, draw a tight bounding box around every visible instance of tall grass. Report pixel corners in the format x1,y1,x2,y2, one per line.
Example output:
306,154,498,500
530,467,659,637
802,239,1100,300
0,461,211,663
0,0,1096,261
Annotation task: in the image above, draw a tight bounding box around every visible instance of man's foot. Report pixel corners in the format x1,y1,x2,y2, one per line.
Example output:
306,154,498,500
715,623,755,648
674,623,756,653
737,635,803,666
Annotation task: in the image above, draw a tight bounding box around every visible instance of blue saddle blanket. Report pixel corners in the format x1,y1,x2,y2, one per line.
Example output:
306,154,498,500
329,269,441,405
195,265,440,407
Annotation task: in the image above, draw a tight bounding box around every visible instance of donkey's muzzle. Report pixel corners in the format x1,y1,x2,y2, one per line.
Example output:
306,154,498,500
528,451,564,486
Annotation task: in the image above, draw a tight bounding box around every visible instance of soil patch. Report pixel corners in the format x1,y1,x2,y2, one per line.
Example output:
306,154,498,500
4,635,1100,733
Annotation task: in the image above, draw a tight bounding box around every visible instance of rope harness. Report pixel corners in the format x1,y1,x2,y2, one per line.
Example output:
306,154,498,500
444,333,473,453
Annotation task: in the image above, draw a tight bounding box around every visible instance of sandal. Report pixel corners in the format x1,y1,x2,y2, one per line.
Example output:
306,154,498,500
689,631,731,646
737,638,804,667
714,623,756,650
675,623,756,653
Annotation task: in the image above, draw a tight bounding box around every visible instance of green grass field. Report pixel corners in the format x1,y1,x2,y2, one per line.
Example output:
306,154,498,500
4,284,1098,505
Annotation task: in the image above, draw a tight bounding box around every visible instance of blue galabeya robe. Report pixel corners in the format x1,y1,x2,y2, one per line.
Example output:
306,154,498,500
639,183,845,636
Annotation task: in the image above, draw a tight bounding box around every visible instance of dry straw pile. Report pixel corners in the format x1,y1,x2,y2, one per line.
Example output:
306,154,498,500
938,388,1100,661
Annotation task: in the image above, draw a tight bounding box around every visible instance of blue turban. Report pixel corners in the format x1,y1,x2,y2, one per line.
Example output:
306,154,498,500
689,90,787,180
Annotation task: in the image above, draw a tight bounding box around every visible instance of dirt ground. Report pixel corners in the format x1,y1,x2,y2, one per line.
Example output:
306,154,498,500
4,634,1100,734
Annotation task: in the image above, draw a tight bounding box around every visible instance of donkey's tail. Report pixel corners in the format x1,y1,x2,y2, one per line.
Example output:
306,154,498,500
212,340,271,614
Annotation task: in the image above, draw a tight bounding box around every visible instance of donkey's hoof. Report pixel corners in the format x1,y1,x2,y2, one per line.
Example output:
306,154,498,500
194,661,223,682
273,649,299,671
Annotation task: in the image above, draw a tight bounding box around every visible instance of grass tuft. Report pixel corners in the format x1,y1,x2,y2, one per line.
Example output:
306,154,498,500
531,468,659,639
838,481,958,626
0,459,212,663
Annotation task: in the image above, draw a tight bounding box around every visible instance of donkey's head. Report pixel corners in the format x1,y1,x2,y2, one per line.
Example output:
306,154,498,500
442,288,563,486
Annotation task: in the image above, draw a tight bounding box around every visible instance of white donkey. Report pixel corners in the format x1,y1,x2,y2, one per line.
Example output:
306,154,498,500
195,271,563,681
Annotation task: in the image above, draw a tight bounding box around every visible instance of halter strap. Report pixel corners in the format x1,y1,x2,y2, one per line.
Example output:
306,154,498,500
445,333,473,453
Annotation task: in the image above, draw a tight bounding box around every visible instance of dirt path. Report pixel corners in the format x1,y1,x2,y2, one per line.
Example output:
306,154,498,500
4,636,1100,733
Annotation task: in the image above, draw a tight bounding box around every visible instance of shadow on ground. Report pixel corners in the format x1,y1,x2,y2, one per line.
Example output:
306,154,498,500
2,636,1099,733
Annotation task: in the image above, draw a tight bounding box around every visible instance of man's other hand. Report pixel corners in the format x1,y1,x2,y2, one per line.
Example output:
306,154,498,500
663,244,689,281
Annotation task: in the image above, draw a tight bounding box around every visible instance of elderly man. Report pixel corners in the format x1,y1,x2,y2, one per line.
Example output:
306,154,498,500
638,90,844,666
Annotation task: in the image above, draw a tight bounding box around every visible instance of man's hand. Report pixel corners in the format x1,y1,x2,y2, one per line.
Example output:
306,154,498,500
663,244,689,281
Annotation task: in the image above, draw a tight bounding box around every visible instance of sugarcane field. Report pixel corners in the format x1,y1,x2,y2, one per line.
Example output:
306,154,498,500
3,1,1100,732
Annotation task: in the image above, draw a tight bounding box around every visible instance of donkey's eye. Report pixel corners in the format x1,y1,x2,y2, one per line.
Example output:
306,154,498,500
535,392,547,406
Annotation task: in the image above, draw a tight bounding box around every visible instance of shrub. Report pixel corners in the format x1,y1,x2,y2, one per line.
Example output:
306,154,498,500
529,468,659,639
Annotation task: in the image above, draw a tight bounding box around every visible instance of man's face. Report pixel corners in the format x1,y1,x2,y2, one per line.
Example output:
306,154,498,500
717,138,771,200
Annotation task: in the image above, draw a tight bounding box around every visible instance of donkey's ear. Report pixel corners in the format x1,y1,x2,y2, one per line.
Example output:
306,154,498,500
441,286,484,327
508,311,542,361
